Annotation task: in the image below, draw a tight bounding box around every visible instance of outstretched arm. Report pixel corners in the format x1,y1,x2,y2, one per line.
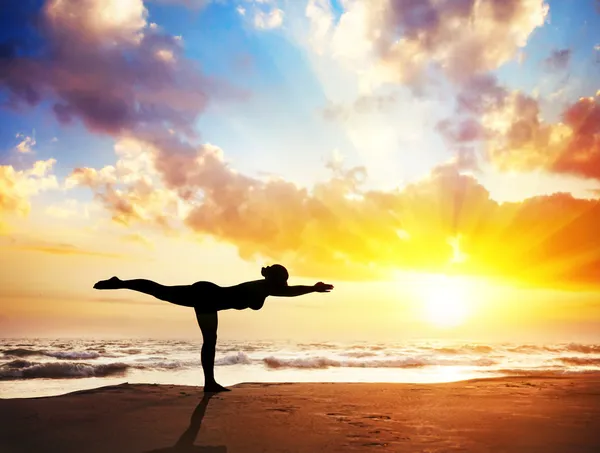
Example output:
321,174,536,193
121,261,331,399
269,282,334,297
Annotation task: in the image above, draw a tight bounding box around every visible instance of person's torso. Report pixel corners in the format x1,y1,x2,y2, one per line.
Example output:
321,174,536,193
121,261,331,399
220,280,268,310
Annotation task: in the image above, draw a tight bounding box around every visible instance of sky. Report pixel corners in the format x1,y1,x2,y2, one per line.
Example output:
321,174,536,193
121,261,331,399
0,0,599,342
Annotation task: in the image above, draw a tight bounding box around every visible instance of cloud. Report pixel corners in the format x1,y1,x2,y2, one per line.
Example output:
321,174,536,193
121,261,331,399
254,7,284,29
1,0,248,233
544,48,571,71
121,232,154,248
550,94,600,179
15,133,36,154
0,0,243,138
151,0,213,8
306,0,548,90
234,0,284,30
1,236,123,258
0,159,59,217
66,137,187,229
45,199,94,219
321,92,398,121
445,76,600,181
14,243,123,258
436,117,487,145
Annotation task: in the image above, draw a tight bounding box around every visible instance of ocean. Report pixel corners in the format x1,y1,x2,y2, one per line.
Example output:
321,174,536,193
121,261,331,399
1,338,599,399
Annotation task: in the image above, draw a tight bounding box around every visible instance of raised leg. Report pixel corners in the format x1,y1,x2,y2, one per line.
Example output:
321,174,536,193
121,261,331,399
93,277,194,307
195,309,230,393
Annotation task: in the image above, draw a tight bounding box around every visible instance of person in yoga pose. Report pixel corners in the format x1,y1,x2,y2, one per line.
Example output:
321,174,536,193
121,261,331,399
93,264,333,392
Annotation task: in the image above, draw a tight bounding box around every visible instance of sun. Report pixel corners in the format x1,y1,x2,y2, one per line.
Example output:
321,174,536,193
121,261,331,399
421,275,470,328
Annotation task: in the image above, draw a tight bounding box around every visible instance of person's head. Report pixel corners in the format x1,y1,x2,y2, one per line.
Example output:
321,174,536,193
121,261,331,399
261,264,289,286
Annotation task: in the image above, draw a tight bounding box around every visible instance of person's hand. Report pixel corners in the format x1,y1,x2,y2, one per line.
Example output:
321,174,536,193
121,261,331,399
314,282,334,292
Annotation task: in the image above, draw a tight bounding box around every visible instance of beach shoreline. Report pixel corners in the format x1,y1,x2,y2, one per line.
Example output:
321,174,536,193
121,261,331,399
1,375,599,452
2,372,600,399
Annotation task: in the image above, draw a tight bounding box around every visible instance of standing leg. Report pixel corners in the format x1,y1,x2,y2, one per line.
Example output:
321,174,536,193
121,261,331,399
195,309,230,393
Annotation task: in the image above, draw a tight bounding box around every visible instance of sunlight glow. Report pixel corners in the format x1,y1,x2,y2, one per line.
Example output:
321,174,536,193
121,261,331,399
421,275,470,328
448,235,468,264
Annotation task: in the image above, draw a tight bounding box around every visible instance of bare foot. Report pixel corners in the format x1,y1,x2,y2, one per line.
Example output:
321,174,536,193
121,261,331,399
204,383,230,393
93,277,121,290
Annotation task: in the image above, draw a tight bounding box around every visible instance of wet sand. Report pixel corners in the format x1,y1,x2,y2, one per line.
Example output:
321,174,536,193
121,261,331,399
1,375,599,452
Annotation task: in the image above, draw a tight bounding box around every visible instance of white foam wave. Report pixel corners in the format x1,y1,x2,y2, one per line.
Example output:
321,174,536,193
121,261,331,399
506,343,600,354
2,348,44,357
3,348,101,360
132,361,184,370
433,345,494,354
0,361,129,380
215,352,252,366
262,355,497,369
564,344,600,354
344,352,378,358
45,351,101,360
558,357,600,366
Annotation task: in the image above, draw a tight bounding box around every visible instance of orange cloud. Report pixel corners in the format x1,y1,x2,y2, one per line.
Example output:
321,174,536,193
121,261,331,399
552,95,600,179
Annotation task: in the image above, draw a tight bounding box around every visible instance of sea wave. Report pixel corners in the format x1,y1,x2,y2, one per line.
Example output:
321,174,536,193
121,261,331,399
2,340,600,382
45,351,101,360
344,352,378,358
262,355,497,369
2,348,100,360
297,343,342,350
563,344,600,354
506,344,600,354
132,360,189,370
0,360,129,380
2,348,44,357
432,345,494,354
215,352,252,366
506,345,557,353
558,357,600,366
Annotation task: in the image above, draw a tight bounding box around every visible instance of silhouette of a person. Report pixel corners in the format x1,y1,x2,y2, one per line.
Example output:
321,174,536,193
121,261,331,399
94,264,333,392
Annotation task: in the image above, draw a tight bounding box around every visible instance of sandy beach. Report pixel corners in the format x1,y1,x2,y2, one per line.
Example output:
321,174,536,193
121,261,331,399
1,375,599,452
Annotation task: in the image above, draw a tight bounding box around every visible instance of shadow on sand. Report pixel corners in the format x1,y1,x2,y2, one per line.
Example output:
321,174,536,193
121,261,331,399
143,393,226,453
